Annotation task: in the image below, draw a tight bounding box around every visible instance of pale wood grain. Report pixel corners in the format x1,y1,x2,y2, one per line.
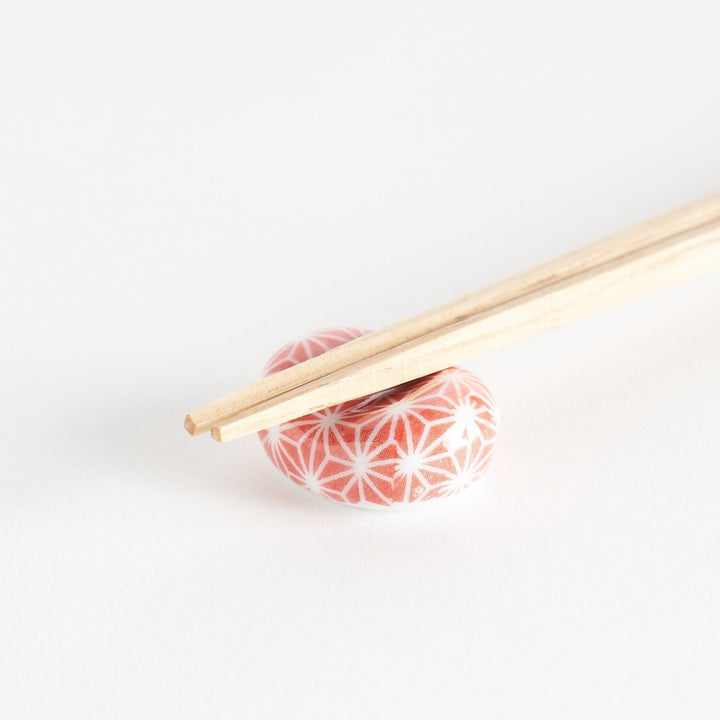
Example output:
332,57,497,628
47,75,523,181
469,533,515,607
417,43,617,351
212,215,720,440
185,192,720,437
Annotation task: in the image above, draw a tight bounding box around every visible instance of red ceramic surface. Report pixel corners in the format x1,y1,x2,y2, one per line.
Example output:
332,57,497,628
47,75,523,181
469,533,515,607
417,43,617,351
259,328,500,508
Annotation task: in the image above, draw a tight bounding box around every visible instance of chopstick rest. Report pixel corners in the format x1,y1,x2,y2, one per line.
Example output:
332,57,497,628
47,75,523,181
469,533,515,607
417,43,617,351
258,328,500,508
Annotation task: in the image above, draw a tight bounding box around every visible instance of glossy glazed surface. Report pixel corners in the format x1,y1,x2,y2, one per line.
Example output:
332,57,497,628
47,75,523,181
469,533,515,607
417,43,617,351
259,328,500,507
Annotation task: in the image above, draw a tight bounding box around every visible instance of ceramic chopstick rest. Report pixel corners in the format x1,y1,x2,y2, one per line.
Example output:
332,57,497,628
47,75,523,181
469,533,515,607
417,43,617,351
258,328,500,508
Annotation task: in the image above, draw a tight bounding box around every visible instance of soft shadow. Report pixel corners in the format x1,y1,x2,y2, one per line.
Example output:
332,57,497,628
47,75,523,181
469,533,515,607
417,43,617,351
77,372,503,521
80,385,330,511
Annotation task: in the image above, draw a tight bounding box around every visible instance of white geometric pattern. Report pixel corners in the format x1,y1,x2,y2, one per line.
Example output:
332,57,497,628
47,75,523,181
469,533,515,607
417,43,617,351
259,328,500,508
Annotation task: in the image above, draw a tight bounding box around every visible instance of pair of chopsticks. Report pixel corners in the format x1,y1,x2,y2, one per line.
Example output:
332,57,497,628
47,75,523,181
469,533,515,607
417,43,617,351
186,191,720,442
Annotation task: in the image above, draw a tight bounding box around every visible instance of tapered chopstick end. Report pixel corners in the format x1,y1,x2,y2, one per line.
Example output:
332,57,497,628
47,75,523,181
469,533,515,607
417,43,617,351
184,414,200,436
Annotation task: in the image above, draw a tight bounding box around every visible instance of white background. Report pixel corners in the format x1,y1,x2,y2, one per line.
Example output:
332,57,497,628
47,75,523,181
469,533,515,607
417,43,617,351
2,1,719,717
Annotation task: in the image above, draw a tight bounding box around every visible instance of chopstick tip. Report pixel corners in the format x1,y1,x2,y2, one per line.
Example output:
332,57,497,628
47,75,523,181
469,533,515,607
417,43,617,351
184,415,199,436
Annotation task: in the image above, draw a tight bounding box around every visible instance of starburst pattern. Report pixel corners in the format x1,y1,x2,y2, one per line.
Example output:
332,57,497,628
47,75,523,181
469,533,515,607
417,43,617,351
258,328,500,508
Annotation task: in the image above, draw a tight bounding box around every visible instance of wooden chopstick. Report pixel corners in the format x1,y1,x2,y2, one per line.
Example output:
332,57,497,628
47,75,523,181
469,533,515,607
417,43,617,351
185,191,720,438
209,212,720,441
